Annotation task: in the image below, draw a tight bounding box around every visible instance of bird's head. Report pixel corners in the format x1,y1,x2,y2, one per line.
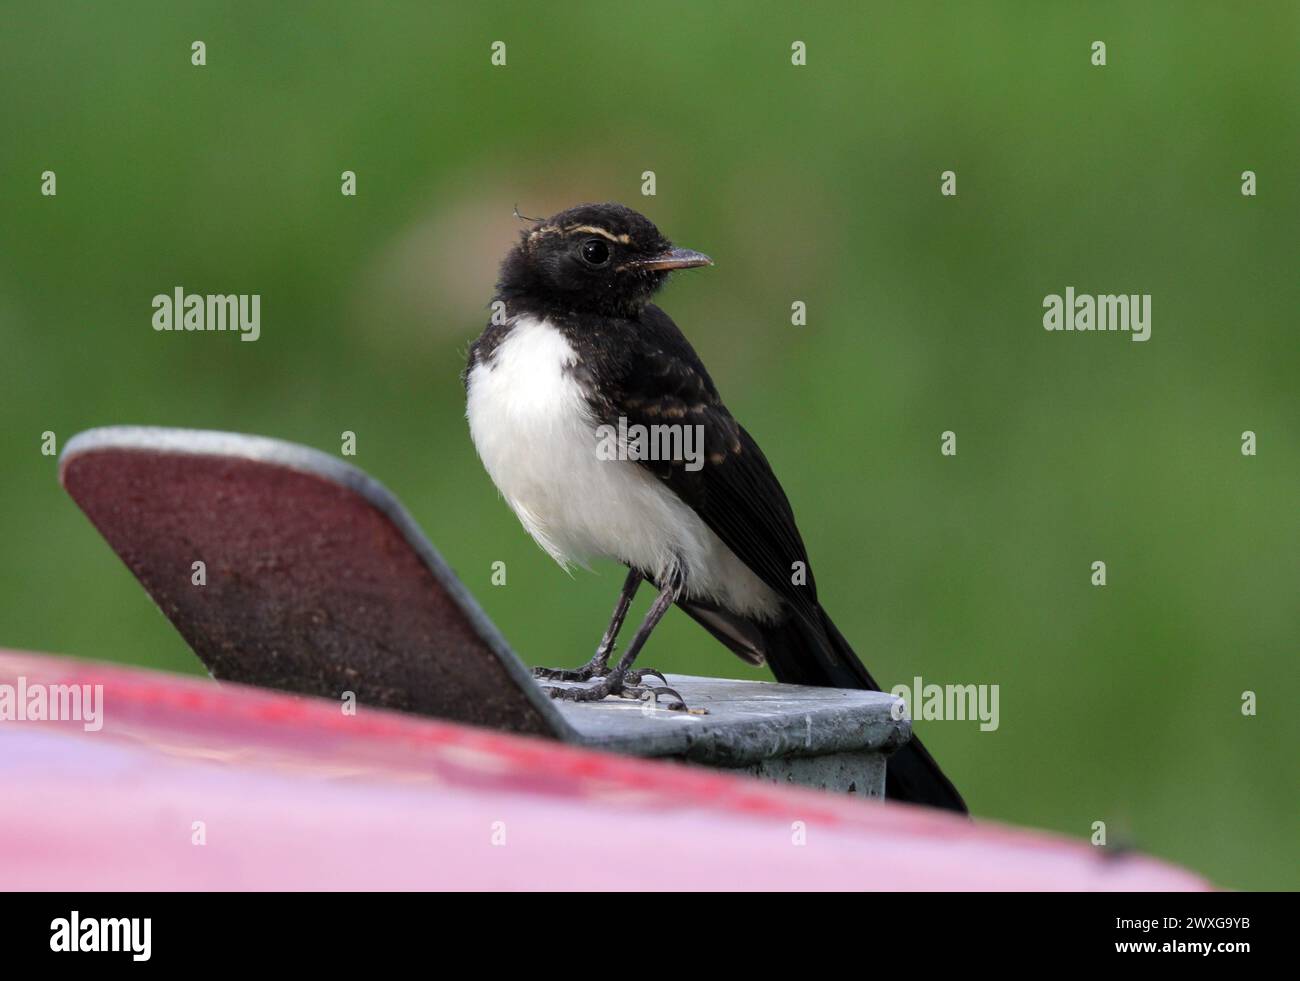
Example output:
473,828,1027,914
496,202,711,317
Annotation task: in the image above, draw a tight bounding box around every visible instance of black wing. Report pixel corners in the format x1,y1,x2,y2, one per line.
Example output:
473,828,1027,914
580,303,821,630
580,308,969,813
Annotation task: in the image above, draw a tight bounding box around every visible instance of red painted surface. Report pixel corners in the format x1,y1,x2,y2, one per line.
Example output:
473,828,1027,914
0,650,1209,890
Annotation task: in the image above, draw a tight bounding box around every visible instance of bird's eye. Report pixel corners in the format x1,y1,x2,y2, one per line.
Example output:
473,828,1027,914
580,238,611,267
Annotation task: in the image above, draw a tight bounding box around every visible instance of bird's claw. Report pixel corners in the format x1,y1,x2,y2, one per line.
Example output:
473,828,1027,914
623,684,689,711
624,666,668,685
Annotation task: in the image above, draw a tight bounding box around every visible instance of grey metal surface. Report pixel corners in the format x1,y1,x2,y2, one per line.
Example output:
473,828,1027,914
741,751,888,800
552,673,909,767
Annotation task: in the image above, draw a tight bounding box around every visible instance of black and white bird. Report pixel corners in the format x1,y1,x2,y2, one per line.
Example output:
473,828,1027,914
464,202,965,812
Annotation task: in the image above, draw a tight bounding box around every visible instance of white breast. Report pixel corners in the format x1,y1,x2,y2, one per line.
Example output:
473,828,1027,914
465,316,780,620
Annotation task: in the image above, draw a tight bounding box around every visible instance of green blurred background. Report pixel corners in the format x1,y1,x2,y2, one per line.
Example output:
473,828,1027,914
1,2,1295,888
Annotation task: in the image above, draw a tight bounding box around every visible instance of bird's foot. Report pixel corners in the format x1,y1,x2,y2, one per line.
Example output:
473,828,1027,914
531,654,610,682
533,657,671,686
541,670,689,712
621,683,689,711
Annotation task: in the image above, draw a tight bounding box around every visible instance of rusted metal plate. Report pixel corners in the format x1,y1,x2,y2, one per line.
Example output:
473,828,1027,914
59,426,571,739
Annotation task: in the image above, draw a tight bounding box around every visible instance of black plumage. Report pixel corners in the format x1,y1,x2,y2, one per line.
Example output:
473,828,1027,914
468,202,966,813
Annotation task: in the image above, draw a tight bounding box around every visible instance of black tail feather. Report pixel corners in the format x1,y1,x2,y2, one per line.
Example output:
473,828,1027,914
760,609,968,814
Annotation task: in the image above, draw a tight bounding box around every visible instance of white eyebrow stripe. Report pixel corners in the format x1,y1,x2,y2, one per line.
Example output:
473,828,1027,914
565,224,632,244
526,224,562,243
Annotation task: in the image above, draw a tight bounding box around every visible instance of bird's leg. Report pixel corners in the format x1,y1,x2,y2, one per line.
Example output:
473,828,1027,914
532,568,642,681
542,580,688,710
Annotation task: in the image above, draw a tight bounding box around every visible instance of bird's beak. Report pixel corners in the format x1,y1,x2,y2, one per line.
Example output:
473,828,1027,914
633,247,713,271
